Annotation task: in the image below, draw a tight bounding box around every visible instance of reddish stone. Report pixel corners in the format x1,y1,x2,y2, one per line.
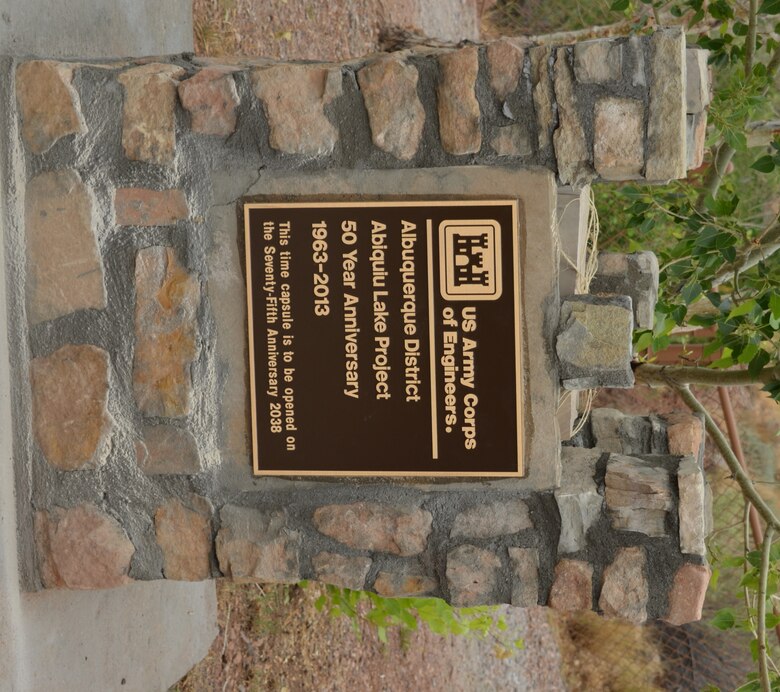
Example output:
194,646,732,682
251,64,342,156
665,412,704,458
178,67,240,136
118,63,186,165
357,54,424,161
311,552,371,590
598,547,649,623
155,497,212,581
437,46,481,155
25,170,106,324
30,344,111,471
374,570,438,598
35,504,135,589
664,563,711,625
313,502,432,556
115,188,189,227
133,247,200,417
16,60,85,154
486,38,525,101
549,559,593,612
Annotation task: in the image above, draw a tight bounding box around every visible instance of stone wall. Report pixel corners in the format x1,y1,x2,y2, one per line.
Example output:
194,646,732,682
2,28,712,623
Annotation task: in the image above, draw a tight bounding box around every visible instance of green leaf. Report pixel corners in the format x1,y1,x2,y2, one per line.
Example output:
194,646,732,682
748,349,771,378
610,0,630,9
682,283,703,304
634,331,654,352
770,293,780,320
760,0,780,14
752,155,776,173
728,299,757,319
711,608,737,630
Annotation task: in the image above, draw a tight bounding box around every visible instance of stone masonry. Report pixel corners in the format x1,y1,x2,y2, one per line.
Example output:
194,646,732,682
2,27,713,624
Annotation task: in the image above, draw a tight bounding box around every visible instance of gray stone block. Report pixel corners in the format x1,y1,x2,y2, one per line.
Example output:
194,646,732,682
556,448,604,553
556,294,634,390
605,454,672,537
677,456,708,556
686,49,711,114
589,252,659,331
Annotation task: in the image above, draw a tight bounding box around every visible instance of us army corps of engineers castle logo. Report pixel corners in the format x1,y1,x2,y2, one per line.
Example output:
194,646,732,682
439,220,502,301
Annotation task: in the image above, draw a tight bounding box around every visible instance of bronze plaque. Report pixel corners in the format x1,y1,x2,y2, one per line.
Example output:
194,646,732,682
244,200,523,477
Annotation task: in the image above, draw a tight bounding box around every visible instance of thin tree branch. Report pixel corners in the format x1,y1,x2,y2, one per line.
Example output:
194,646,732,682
674,385,780,532
746,0,759,79
711,223,780,287
759,526,775,692
635,363,780,387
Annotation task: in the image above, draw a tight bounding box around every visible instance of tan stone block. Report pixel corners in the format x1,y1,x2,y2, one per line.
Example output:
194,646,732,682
549,559,593,611
687,112,708,171
313,502,432,556
118,63,185,165
216,506,301,583
530,45,554,151
677,456,708,556
155,497,212,581
312,552,372,590
594,97,644,181
664,563,710,625
373,570,438,598
646,28,687,181
574,40,623,83
486,38,525,101
133,247,200,417
446,544,502,607
509,547,539,607
357,54,425,161
136,424,201,475
31,344,111,471
25,170,106,325
553,48,593,186
686,49,711,114
437,46,481,155
450,499,532,539
251,64,342,156
598,546,648,623
16,60,86,154
178,67,240,136
665,412,704,458
490,124,532,157
115,188,189,227
35,504,135,589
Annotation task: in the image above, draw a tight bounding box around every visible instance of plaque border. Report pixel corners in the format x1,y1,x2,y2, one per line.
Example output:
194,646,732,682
244,199,524,478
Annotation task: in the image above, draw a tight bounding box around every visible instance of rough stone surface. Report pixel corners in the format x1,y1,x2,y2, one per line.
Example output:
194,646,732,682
589,251,660,330
177,67,239,136
35,504,135,589
590,407,625,453
313,502,432,556
556,295,634,390
598,546,648,623
30,344,111,471
593,97,644,181
16,60,85,154
530,45,554,151
574,40,623,83
490,124,532,157
450,499,532,539
646,28,687,181
154,497,212,581
687,111,708,170
664,563,711,625
357,54,424,160
677,456,708,556
446,545,502,607
25,170,106,325
118,63,185,165
136,424,201,475
133,246,200,418
549,559,593,612
665,412,704,458
605,454,672,537
486,38,525,101
251,64,342,156
373,569,438,598
553,47,593,186
629,35,647,87
508,547,539,607
686,48,711,114
437,46,481,155
115,188,189,227
556,448,603,553
311,552,372,590
216,506,301,583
